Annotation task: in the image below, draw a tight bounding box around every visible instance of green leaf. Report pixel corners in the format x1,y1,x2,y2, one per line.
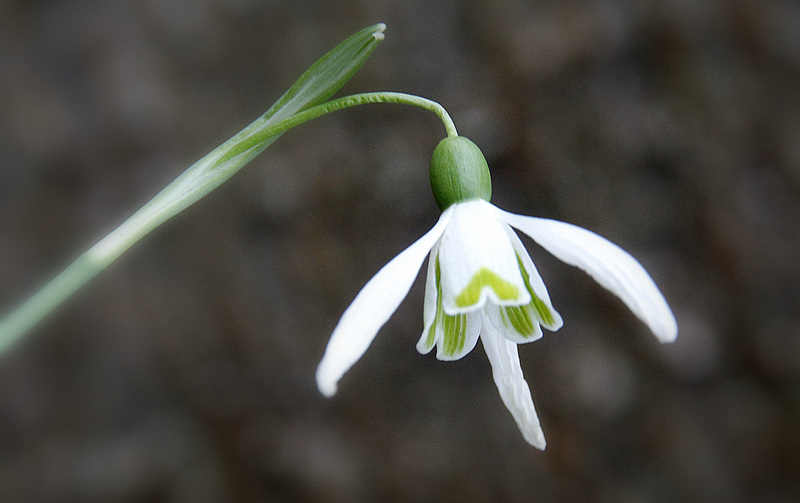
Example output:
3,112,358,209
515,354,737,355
220,23,386,163
0,23,386,353
265,23,386,122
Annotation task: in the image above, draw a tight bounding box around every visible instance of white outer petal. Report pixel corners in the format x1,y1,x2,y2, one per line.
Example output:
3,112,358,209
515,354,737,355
438,200,530,314
316,209,453,397
495,208,678,343
481,318,546,449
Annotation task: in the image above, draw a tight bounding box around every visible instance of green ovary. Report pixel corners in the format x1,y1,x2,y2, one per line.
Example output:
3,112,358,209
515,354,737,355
455,268,520,308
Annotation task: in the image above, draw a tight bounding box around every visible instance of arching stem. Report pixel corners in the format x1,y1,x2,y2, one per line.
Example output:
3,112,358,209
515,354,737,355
0,91,458,351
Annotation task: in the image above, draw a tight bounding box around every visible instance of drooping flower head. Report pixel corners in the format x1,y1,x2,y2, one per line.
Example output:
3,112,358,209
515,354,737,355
316,136,677,449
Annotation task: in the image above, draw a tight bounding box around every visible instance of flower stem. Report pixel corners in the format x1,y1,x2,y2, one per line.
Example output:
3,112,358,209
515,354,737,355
217,92,457,165
0,92,457,351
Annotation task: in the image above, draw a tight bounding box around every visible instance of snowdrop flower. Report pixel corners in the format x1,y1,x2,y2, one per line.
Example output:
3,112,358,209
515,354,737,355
316,136,677,449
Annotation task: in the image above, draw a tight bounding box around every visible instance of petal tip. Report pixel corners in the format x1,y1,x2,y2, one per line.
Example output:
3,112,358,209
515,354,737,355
547,310,564,332
518,411,547,449
317,381,338,398
647,306,678,343
528,431,547,450
655,318,678,344
315,366,339,398
416,338,435,355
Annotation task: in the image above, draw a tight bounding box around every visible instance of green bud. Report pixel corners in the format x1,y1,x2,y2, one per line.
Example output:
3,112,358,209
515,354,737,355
429,136,492,210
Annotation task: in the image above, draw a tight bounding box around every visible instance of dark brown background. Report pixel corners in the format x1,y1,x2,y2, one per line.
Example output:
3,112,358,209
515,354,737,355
1,1,798,501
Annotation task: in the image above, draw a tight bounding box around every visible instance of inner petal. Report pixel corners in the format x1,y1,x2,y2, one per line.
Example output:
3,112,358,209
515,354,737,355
418,253,482,360
437,309,481,361
515,253,560,329
486,301,544,344
504,226,563,332
438,201,530,314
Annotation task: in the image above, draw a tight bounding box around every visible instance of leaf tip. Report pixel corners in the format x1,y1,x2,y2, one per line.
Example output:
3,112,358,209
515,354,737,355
373,23,386,40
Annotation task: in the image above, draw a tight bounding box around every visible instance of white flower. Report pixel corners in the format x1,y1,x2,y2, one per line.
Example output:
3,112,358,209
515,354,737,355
315,199,676,449
315,136,677,449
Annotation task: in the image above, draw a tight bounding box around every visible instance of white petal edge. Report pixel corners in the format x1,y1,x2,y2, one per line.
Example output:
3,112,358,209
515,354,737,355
480,318,546,449
316,209,453,397
417,243,441,355
495,208,677,343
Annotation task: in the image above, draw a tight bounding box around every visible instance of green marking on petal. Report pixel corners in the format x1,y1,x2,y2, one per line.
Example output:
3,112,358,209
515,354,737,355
504,305,537,337
443,312,468,356
458,314,466,352
444,312,453,353
428,255,471,356
425,322,437,350
425,256,444,350
531,295,556,327
447,315,454,353
455,268,520,308
515,253,557,327
443,313,453,352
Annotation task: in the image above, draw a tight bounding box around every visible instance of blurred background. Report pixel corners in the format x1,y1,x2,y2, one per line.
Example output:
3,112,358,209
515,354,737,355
1,0,798,501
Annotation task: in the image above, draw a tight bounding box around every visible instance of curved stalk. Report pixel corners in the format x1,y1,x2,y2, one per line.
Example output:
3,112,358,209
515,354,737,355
0,91,458,351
